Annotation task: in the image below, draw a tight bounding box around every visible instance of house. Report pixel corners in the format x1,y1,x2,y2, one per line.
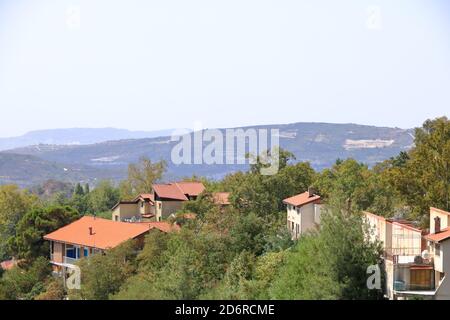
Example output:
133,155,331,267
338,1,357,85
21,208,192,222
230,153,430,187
112,194,155,222
364,211,430,299
153,181,205,221
283,189,322,239
112,181,205,222
365,207,450,300
43,216,151,276
424,207,450,300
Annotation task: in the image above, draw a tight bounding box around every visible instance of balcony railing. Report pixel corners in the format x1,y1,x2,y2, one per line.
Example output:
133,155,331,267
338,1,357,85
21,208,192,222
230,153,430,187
393,280,435,292
63,256,78,265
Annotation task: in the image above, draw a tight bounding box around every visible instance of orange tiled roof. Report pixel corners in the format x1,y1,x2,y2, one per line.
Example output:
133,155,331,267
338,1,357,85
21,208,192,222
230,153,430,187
152,184,188,201
213,192,231,205
425,227,450,243
283,191,321,207
175,182,205,197
140,221,181,233
135,193,155,203
43,216,150,250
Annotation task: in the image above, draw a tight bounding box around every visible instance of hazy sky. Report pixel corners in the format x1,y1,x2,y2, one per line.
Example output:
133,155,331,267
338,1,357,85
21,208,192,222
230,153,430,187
0,0,449,137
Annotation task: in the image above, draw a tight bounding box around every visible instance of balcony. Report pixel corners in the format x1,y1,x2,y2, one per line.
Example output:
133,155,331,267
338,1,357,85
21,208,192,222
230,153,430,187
393,280,435,292
63,256,79,265
49,254,79,266
393,264,435,296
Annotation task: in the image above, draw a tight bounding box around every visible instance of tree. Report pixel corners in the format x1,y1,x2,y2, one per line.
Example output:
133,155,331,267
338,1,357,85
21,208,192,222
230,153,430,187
0,257,51,300
88,180,120,214
8,206,80,262
72,240,139,300
313,159,373,213
84,183,90,194
270,206,383,300
34,278,65,300
126,157,167,195
74,183,84,196
375,117,450,225
0,185,39,260
226,149,316,218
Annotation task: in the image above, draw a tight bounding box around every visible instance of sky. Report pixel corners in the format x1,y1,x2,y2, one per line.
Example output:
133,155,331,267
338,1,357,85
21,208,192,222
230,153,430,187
0,0,449,137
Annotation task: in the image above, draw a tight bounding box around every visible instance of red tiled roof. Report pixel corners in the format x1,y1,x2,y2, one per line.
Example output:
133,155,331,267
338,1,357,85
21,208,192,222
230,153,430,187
175,182,205,197
152,184,188,201
213,192,231,205
140,221,181,233
43,216,150,250
425,227,450,243
283,191,321,207
135,193,155,203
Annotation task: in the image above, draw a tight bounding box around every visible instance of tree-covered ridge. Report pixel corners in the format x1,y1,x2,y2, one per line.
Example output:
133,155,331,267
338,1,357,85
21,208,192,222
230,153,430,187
0,116,449,300
0,122,414,187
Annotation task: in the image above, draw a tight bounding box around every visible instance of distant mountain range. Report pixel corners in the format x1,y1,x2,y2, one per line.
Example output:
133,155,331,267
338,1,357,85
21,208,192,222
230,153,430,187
0,123,415,187
0,128,177,151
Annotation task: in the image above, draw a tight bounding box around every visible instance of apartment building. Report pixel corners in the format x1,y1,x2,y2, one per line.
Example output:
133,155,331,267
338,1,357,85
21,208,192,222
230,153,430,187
365,207,450,300
283,189,322,239
112,181,205,222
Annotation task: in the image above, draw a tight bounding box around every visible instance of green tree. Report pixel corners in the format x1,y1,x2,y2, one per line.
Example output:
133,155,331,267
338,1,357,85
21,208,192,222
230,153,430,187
0,257,51,300
126,157,167,194
8,206,80,262
0,185,39,260
88,180,120,214
72,240,139,300
270,206,383,300
74,183,85,196
34,278,65,300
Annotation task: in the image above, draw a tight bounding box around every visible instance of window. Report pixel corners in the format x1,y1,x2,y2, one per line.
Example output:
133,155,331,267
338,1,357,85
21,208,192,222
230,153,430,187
65,245,79,259
84,248,89,257
158,203,162,209
114,215,118,221
141,201,144,208
291,221,295,231
296,223,300,236
435,216,441,233
436,243,441,256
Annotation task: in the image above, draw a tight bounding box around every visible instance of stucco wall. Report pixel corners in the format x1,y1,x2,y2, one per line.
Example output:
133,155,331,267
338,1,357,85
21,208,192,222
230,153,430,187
435,240,450,299
139,201,155,215
300,203,316,233
286,202,319,239
112,203,140,221
155,200,184,220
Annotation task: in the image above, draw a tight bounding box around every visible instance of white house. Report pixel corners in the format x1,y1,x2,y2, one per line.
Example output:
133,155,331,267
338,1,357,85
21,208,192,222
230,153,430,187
283,190,322,239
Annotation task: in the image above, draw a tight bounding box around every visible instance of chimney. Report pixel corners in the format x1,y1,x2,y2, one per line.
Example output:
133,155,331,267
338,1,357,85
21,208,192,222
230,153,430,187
434,216,441,234
89,227,94,235
308,187,315,198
